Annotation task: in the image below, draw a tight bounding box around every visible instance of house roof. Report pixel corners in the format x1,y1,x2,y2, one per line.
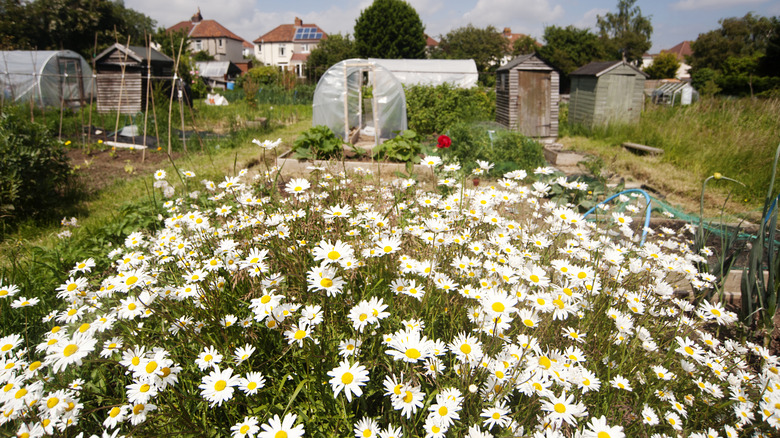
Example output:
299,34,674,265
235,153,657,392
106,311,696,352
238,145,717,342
570,60,648,78
661,41,693,61
94,43,173,65
167,19,245,42
501,27,538,47
242,40,253,49
425,34,438,47
290,53,309,62
254,18,327,43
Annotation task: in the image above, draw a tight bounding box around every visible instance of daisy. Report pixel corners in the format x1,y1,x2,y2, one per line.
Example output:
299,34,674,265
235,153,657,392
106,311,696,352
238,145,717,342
258,413,304,438
48,332,97,373
199,366,240,407
234,344,256,364
582,415,625,438
284,178,311,195
231,416,260,438
195,346,223,371
327,360,370,402
312,240,354,266
540,390,587,428
448,332,483,364
610,375,633,391
481,400,511,430
338,338,362,357
239,371,266,396
353,416,380,438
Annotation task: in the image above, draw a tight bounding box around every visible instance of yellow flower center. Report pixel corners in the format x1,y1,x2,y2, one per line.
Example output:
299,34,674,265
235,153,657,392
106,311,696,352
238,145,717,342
327,250,340,260
294,330,306,340
109,406,121,417
320,278,333,288
341,372,354,384
406,348,421,359
492,302,505,313
554,403,566,413
214,380,227,391
460,344,472,354
63,344,78,357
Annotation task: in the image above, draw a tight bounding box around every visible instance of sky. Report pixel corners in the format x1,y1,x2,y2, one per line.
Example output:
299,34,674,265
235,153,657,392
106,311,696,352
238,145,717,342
125,0,780,53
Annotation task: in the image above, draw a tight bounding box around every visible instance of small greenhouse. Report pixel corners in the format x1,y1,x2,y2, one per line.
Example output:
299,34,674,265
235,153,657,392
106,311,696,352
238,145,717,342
651,81,698,106
312,59,407,145
0,50,94,107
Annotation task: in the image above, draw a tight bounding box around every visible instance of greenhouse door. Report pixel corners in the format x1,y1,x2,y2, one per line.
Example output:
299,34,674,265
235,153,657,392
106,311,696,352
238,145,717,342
517,71,551,137
58,57,85,106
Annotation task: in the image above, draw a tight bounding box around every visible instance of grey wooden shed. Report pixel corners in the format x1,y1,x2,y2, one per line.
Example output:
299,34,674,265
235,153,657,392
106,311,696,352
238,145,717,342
495,54,559,138
569,60,648,127
94,43,174,114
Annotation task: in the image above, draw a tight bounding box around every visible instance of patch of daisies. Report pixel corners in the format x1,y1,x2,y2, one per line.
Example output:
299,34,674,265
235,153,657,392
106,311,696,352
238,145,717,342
0,142,778,438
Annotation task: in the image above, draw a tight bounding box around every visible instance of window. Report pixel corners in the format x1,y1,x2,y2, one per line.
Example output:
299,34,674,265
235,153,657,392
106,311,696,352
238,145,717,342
194,40,202,51
279,45,286,56
301,44,309,53
218,39,223,48
257,44,261,53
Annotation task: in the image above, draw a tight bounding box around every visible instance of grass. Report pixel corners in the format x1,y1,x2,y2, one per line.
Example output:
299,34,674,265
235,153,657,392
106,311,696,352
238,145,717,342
560,97,780,222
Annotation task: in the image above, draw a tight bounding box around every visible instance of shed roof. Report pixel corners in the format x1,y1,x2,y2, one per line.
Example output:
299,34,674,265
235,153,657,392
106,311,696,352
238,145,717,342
496,53,553,72
94,43,173,65
570,60,648,78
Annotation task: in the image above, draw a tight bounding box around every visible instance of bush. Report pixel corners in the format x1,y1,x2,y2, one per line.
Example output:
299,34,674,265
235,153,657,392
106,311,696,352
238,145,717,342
405,83,495,136
292,125,343,160
0,107,74,231
373,129,421,163
442,122,546,176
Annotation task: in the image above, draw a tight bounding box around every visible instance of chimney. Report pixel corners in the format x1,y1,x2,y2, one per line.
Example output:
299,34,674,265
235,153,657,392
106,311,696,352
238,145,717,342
294,17,303,27
503,27,511,36
191,8,203,23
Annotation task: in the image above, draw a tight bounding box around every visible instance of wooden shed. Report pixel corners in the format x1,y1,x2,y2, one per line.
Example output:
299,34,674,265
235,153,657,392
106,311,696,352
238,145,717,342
495,54,559,138
569,60,648,127
94,43,174,114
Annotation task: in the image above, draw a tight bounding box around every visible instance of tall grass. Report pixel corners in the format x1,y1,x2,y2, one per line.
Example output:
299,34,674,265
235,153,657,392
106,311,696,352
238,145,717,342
566,98,780,202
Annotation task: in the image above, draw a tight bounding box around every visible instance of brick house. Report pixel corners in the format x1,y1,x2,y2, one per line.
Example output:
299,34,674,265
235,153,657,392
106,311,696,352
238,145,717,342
168,10,247,64
253,17,327,78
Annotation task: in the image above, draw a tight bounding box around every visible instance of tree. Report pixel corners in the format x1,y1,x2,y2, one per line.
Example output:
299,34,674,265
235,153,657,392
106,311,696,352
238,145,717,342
597,0,653,64
512,35,539,56
353,0,426,59
644,52,680,79
306,33,358,81
436,25,507,74
0,0,155,58
537,26,606,76
689,13,778,95
690,13,775,71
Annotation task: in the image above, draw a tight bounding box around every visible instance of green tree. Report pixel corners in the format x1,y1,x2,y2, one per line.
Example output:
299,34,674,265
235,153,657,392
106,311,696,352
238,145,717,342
689,13,778,95
353,0,426,59
512,35,539,56
0,0,155,57
644,52,680,79
306,33,358,81
436,25,507,74
597,0,653,64
537,25,606,91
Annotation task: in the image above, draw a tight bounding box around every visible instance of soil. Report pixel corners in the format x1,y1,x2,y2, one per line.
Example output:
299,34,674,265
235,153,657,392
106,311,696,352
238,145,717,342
66,147,180,193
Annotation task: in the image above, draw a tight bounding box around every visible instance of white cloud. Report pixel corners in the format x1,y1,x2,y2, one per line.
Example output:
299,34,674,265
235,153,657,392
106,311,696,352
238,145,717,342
672,0,767,11
574,8,609,30
458,0,565,37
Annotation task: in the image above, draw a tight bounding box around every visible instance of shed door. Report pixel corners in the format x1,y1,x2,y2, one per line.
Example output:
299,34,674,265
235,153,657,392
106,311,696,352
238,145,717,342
605,74,634,123
517,71,551,137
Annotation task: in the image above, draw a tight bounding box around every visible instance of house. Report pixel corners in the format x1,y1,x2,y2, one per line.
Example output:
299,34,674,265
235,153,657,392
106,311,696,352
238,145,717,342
496,53,559,138
168,10,247,64
253,17,327,78
569,60,648,127
660,41,693,80
93,43,174,114
499,27,541,65
424,34,438,58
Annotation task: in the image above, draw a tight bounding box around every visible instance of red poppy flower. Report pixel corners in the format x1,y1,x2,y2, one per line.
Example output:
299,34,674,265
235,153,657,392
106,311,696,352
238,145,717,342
437,135,451,149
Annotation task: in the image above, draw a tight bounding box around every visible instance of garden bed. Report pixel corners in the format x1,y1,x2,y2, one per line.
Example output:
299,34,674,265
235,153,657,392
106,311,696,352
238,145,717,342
275,147,426,177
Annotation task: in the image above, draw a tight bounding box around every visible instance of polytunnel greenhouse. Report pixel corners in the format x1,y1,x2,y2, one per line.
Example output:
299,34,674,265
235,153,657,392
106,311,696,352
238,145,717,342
0,50,94,107
312,59,407,145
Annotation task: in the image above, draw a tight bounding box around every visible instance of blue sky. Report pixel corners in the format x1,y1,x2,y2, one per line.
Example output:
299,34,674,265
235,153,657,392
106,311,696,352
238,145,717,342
127,0,780,53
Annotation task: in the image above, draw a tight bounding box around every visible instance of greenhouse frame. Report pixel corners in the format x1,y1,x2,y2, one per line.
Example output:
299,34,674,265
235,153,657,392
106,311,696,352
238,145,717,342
0,50,94,107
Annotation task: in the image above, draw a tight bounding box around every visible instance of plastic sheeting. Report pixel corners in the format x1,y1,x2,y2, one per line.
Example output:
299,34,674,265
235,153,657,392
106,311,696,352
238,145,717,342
368,58,478,88
0,50,94,107
312,59,407,143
